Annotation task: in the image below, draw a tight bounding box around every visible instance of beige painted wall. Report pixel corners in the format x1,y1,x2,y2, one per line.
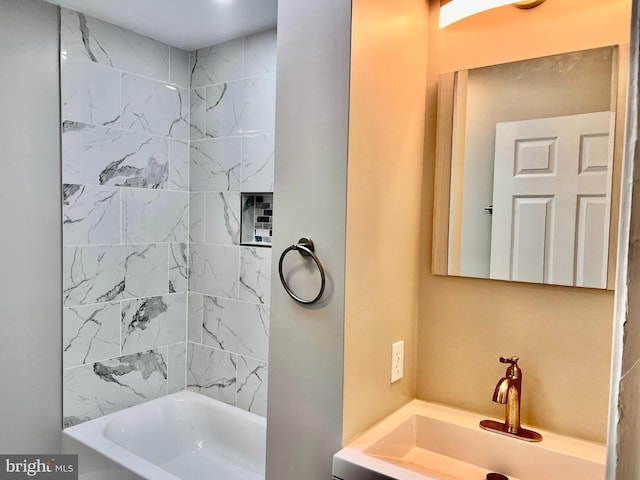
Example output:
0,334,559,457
342,0,428,443
419,0,631,443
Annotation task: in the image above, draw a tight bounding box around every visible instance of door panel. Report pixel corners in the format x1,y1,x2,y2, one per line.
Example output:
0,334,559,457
490,111,614,287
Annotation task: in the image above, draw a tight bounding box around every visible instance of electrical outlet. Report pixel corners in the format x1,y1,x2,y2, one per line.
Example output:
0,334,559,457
391,340,404,383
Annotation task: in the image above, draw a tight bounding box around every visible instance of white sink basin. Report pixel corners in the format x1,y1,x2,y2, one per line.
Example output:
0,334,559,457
333,400,605,480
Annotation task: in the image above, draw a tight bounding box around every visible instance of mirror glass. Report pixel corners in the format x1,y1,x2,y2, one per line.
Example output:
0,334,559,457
436,45,624,289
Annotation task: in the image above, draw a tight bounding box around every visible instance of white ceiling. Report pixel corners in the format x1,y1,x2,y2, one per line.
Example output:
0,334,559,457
44,0,278,50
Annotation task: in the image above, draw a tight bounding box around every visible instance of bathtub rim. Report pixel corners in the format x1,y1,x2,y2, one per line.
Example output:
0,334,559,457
62,390,266,480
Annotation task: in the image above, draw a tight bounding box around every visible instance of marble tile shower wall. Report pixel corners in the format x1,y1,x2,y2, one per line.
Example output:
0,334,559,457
187,30,276,417
60,8,276,425
60,9,190,427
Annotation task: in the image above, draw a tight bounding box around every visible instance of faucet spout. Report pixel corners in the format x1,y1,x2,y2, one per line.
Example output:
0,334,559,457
492,376,511,404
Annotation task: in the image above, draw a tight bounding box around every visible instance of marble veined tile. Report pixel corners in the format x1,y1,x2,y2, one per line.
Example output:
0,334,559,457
169,47,190,89
122,189,188,243
242,133,275,192
189,193,205,243
190,88,206,141
121,294,186,355
121,74,189,140
202,296,269,361
243,29,277,78
239,247,272,304
61,56,121,127
190,138,241,191
63,245,126,307
63,349,168,427
205,192,241,245
63,302,120,369
187,342,237,406
169,243,188,293
191,38,243,89
61,8,169,81
169,140,189,191
205,75,276,138
63,244,168,307
62,121,168,188
188,293,204,343
168,342,187,394
236,356,268,417
63,184,120,245
189,243,239,299
124,244,170,299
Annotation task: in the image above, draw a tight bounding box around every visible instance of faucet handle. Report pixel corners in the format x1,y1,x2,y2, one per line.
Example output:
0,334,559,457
499,356,521,377
499,356,519,366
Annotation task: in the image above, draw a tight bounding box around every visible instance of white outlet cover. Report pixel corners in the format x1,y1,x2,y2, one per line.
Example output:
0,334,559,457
391,340,404,383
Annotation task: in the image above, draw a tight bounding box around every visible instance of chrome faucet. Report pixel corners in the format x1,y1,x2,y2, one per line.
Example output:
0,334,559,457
479,356,542,442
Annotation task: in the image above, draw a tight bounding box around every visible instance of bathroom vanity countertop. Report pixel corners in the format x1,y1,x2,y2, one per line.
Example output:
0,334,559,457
333,399,605,480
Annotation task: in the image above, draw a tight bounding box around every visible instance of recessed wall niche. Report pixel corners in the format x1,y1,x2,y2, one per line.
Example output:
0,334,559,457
241,193,274,246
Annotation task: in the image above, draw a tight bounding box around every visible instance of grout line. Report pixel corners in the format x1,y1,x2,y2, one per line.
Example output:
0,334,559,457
63,240,189,248
191,71,275,90
63,52,188,89
64,291,188,312
60,184,189,196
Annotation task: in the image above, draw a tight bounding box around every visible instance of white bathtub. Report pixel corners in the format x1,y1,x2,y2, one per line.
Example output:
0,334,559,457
62,391,266,480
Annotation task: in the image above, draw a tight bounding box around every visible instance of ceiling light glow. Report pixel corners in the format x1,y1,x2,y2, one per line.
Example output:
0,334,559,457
439,0,544,28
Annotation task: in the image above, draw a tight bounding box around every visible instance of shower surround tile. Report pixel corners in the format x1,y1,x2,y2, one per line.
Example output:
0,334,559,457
121,74,189,140
63,349,168,427
169,47,190,89
190,38,243,89
61,8,169,81
187,342,237,406
61,14,278,424
190,138,241,191
168,342,187,393
122,189,188,243
169,140,189,191
121,294,186,354
205,192,241,245
243,29,277,77
241,133,275,191
237,356,268,416
189,193,205,243
63,244,168,307
188,193,205,243
188,293,204,343
169,243,188,293
189,243,239,298
61,57,121,127
63,184,120,245
205,75,276,138
62,121,169,188
63,302,120,369
239,247,272,304
202,296,269,362
190,88,206,140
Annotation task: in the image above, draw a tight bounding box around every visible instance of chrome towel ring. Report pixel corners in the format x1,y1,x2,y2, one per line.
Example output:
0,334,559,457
278,237,326,305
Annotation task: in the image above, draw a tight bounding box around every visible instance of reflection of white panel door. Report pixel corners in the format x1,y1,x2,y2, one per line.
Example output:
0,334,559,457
489,112,614,287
